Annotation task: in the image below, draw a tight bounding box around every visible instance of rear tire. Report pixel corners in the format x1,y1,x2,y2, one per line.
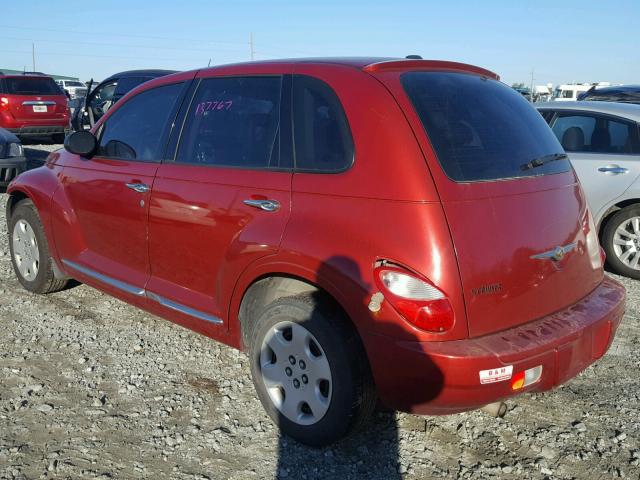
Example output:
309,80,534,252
8,199,68,293
249,293,376,447
602,205,640,279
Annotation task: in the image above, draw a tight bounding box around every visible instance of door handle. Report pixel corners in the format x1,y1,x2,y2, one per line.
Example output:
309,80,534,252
598,166,628,175
243,199,280,212
125,183,150,193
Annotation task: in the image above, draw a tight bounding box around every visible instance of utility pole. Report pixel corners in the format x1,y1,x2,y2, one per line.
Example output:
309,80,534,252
32,42,35,71
249,32,255,61
529,68,535,103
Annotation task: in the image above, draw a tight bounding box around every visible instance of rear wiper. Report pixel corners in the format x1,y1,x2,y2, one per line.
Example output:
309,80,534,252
520,153,568,171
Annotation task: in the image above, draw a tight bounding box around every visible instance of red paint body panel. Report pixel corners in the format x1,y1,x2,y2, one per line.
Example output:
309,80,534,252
147,164,291,324
55,155,157,289
6,58,626,417
366,277,624,414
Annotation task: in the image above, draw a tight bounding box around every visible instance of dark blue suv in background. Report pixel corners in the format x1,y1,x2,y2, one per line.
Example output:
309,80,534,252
71,69,176,131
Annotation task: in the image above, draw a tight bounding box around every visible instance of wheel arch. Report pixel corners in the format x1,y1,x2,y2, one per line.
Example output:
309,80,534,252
5,188,31,219
229,256,371,351
236,272,355,350
598,198,640,240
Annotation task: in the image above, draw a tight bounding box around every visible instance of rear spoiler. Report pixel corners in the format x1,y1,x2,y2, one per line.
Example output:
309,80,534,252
363,59,499,81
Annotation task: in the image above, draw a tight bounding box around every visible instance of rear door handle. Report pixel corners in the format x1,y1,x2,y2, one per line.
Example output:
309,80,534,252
243,199,280,212
125,183,150,193
598,165,628,175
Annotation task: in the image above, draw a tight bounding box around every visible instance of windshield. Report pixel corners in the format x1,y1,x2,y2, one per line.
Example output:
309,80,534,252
5,77,62,95
66,81,85,87
402,72,569,182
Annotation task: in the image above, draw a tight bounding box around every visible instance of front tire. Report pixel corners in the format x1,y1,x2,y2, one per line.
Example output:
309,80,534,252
249,293,376,446
8,199,68,293
602,205,640,279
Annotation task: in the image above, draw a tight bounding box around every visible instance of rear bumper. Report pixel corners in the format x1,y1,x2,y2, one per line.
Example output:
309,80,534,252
0,156,26,186
365,276,625,414
7,126,69,137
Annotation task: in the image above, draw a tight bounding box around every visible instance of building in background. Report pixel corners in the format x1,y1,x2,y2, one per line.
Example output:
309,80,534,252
0,68,79,83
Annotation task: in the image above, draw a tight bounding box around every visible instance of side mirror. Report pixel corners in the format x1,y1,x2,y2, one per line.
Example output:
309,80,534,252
64,131,97,158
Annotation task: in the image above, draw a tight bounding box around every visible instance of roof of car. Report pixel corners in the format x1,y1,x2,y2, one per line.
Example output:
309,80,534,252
588,84,640,94
536,101,640,123
0,72,55,79
195,57,500,79
102,69,178,82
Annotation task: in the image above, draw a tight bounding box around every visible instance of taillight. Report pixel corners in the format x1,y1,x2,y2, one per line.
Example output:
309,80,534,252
511,365,543,390
373,265,454,333
0,97,8,111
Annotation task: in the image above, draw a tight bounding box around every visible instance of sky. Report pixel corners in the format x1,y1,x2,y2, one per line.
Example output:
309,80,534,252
2,0,639,87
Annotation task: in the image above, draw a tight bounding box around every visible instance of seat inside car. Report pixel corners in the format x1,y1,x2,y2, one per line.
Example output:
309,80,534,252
562,126,585,151
591,127,611,152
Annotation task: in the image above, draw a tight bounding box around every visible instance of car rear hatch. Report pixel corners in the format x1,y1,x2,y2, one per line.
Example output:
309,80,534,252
3,76,68,122
370,63,604,338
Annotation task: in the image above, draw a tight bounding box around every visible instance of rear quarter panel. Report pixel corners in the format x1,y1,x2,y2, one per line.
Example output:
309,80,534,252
267,65,468,342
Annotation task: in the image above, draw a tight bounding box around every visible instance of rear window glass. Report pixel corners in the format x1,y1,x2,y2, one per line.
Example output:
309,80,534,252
402,72,569,182
4,77,62,95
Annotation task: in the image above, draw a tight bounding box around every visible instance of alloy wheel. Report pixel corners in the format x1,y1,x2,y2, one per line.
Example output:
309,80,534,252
613,216,640,270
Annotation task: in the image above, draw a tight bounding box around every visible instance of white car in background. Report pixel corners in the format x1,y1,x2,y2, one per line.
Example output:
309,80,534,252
56,79,87,99
538,101,640,278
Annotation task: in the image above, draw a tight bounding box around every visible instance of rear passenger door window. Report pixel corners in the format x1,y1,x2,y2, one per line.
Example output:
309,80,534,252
97,82,183,161
292,75,354,172
551,113,640,154
176,76,282,169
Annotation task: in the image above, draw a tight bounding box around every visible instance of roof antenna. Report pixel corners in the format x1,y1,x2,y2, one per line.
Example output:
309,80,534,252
405,55,423,59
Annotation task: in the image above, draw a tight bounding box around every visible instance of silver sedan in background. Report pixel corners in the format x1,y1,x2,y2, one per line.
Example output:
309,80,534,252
537,101,640,278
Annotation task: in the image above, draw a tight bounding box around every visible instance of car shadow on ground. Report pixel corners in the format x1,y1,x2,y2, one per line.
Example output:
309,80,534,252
275,256,444,479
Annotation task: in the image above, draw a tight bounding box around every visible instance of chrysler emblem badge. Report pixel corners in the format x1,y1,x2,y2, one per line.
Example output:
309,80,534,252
530,242,578,262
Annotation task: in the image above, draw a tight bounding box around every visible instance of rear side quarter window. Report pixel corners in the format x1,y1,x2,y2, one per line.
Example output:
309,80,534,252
292,75,354,173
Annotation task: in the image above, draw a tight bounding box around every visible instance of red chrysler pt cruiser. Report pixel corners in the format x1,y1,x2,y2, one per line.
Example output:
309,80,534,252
5,58,625,446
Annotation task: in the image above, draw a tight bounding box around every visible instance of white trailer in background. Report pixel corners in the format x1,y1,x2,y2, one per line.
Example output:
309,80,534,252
551,82,610,101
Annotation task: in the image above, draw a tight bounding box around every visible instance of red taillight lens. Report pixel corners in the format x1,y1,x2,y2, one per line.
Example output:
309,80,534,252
511,365,543,390
0,97,9,111
373,266,454,333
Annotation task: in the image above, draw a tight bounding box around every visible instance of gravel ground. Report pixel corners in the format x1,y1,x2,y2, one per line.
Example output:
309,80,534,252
0,144,639,480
